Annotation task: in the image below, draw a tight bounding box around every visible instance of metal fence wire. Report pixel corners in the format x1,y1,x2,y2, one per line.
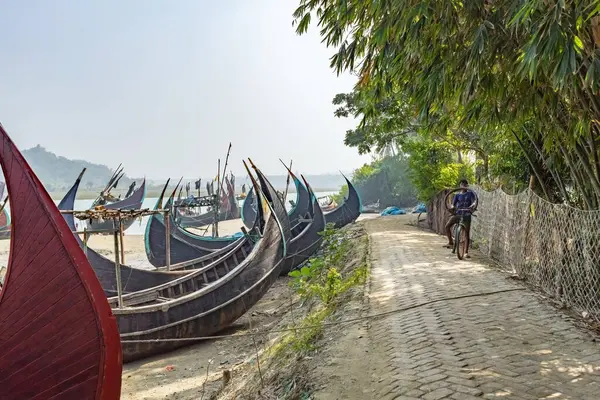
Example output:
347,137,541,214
470,186,600,322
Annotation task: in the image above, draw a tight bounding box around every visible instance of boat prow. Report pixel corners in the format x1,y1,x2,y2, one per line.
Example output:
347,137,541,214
0,123,122,399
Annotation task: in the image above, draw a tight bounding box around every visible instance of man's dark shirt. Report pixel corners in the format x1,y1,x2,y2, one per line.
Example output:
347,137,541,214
453,190,476,215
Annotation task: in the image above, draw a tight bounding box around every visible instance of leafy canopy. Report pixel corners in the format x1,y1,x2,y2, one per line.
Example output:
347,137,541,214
294,0,600,208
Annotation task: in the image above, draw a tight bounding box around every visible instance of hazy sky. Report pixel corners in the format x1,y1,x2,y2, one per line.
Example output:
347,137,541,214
0,0,371,179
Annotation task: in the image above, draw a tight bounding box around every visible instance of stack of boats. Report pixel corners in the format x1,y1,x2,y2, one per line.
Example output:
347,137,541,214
0,124,362,398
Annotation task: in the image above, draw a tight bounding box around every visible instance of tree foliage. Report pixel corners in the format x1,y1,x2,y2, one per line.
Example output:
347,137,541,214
333,155,419,206
294,0,600,209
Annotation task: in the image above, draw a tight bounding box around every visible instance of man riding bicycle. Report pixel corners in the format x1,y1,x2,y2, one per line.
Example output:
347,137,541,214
444,179,478,258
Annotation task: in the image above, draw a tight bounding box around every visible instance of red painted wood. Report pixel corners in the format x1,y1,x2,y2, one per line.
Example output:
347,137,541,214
0,123,122,399
0,209,8,227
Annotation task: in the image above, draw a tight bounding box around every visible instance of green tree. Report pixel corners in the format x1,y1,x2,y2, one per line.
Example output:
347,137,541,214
333,155,419,207
294,0,600,208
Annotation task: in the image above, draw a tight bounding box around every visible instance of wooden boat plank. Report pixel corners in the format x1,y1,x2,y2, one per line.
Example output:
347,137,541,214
4,319,98,389
0,123,122,399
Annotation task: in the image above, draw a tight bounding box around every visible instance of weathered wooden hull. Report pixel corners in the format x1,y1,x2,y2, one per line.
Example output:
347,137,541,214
116,164,291,362
145,210,225,268
324,177,362,228
85,179,147,233
0,124,122,399
167,196,241,251
120,264,281,361
241,187,257,228
59,174,245,296
176,190,240,228
242,172,310,230
170,216,242,249
281,182,326,275
120,228,283,361
86,216,136,233
0,208,10,239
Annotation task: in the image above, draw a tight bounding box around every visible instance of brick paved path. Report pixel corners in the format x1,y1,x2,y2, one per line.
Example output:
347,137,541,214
365,217,600,400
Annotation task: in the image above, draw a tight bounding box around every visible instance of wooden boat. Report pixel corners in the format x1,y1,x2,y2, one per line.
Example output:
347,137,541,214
361,200,381,214
0,207,10,239
85,177,147,233
114,162,291,362
280,174,326,275
175,176,240,228
324,176,362,228
144,184,241,268
241,169,311,229
151,170,315,272
165,182,244,251
319,195,337,212
0,123,122,399
59,171,245,297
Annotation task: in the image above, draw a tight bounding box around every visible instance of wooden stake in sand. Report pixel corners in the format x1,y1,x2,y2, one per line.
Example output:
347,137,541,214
165,209,171,271
113,217,123,309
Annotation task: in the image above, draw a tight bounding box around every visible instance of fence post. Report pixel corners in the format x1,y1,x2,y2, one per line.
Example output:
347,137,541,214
83,227,88,257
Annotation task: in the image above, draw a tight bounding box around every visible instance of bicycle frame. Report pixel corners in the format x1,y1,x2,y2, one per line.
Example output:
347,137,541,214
451,208,475,255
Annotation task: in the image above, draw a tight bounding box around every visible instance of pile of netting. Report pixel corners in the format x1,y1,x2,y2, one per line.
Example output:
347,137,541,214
471,186,600,322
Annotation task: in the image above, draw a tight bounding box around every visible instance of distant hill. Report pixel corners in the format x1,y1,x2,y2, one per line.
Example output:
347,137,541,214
19,145,349,198
22,145,139,192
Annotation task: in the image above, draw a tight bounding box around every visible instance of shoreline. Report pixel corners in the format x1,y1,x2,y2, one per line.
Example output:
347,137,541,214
46,186,340,201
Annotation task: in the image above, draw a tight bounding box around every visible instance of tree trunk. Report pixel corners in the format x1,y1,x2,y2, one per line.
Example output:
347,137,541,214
510,130,551,200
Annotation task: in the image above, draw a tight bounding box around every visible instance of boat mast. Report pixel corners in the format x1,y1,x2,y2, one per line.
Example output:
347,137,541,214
214,143,232,236
92,164,122,208
281,158,293,207
213,159,221,238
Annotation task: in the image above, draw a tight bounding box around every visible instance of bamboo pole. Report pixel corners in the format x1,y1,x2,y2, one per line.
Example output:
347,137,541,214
214,159,221,238
83,227,89,257
215,143,232,236
165,209,171,271
0,195,8,215
114,218,124,309
282,159,293,207
119,217,126,264
60,209,169,216
72,228,118,235
219,143,233,195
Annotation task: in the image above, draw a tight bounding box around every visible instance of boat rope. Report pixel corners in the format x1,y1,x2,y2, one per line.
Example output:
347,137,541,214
120,287,525,344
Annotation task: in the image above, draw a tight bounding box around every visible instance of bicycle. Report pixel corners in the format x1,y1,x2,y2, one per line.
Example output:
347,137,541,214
450,208,476,260
444,188,479,261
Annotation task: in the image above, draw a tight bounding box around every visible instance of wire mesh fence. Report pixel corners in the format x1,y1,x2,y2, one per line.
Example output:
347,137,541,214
470,186,600,322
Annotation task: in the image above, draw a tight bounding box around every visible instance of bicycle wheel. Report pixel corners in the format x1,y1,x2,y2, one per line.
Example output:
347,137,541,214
450,223,458,253
456,225,468,260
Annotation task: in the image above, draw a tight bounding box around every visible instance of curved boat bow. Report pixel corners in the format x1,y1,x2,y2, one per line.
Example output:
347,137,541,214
0,124,122,399
324,176,362,228
241,169,311,229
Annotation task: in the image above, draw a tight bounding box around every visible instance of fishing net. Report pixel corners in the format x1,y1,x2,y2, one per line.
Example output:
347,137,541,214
471,186,600,322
